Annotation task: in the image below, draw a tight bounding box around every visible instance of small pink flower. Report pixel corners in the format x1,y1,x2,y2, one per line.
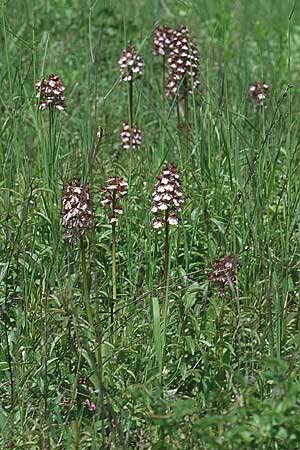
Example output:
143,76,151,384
62,178,94,243
121,122,142,150
100,177,128,225
86,399,96,412
210,255,238,296
166,26,200,98
153,25,174,56
118,45,144,82
35,74,66,111
151,163,184,228
249,81,269,106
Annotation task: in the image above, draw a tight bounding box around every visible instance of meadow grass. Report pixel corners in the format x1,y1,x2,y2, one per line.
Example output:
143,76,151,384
1,0,300,448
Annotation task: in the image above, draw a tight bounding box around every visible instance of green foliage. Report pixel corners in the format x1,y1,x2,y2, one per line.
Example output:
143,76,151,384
1,0,300,448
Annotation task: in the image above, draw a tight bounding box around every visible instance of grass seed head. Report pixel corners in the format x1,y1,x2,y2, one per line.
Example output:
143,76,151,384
152,163,184,228
118,45,144,82
62,177,94,243
35,74,66,111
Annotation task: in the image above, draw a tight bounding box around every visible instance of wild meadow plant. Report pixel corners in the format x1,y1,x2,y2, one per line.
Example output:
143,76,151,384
152,162,184,291
100,176,128,323
153,25,174,103
2,2,300,448
35,74,65,189
120,122,142,150
249,81,270,107
119,45,143,151
61,178,105,422
209,255,238,298
151,163,184,380
165,26,200,166
61,178,95,327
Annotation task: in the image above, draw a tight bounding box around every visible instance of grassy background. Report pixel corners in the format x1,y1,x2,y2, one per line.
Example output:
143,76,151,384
1,0,300,448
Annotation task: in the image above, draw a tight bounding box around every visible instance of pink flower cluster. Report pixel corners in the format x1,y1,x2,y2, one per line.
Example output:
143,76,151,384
153,25,174,56
152,163,184,229
209,255,238,296
100,177,128,224
121,122,142,150
35,74,65,111
118,45,144,82
249,81,269,106
62,178,94,243
166,26,200,97
82,375,96,413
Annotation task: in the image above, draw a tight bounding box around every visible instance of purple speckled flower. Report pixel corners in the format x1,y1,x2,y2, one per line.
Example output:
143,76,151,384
152,163,184,229
153,25,174,56
210,255,238,296
249,81,269,107
35,74,65,111
166,26,200,98
100,176,128,225
86,399,96,412
62,178,94,243
121,122,142,150
118,45,144,82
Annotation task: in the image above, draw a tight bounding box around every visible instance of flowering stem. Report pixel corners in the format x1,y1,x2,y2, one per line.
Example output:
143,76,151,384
48,106,56,189
163,210,170,307
163,212,170,282
111,221,117,324
162,211,171,353
111,191,117,324
129,77,134,131
94,320,105,418
80,242,105,419
88,126,103,184
176,99,181,132
162,54,166,108
183,90,189,168
80,240,93,326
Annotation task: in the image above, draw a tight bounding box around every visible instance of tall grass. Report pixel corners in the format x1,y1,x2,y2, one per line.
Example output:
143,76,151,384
1,0,300,449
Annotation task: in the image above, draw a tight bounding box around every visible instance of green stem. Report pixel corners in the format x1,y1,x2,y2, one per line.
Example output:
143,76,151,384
80,242,105,420
129,77,134,131
176,100,181,134
111,220,117,324
42,294,48,425
162,53,166,109
48,106,55,188
94,311,105,419
80,240,93,326
163,212,170,284
183,91,189,168
162,211,172,359
128,77,134,178
163,211,170,314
